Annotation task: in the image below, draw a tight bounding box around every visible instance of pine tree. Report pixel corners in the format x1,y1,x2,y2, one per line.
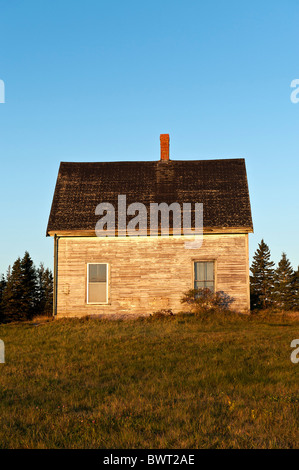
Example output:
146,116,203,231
250,239,275,309
273,253,295,310
294,267,299,310
2,252,37,322
36,263,53,316
6,265,11,281
0,274,7,323
20,251,37,319
2,257,25,322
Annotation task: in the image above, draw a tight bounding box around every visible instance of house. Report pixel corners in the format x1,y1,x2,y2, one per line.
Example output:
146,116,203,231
47,134,253,317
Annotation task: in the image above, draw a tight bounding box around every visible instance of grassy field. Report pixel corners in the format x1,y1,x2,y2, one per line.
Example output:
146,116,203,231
0,311,298,449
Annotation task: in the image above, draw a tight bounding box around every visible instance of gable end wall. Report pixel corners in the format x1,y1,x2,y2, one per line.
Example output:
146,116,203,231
56,234,250,317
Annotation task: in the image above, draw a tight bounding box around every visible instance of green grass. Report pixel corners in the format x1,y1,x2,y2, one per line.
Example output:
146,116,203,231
0,311,298,449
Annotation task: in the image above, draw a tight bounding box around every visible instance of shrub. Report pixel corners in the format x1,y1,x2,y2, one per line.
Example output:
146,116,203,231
181,288,235,314
151,308,174,318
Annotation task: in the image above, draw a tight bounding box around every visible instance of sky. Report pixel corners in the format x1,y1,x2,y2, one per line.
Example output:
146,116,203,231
0,0,298,274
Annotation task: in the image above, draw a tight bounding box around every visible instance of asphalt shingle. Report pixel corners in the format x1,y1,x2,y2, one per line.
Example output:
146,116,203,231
47,159,253,234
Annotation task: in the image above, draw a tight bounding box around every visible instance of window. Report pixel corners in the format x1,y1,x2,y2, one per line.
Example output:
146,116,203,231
87,263,108,303
194,261,214,292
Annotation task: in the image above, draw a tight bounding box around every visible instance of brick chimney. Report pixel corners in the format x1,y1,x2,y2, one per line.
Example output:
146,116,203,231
160,134,170,161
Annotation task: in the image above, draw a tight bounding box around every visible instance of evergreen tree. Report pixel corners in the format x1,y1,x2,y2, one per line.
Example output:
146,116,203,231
36,263,53,316
20,251,37,319
2,252,37,322
273,253,295,310
2,257,25,322
294,267,299,310
250,239,275,309
0,274,7,323
6,265,11,281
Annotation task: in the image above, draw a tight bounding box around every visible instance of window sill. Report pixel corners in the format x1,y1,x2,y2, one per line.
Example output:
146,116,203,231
86,302,111,306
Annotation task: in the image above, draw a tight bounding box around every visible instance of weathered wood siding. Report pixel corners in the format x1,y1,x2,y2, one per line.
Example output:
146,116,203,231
56,234,250,317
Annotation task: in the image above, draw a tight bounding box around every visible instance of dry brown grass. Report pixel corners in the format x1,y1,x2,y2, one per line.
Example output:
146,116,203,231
0,311,298,448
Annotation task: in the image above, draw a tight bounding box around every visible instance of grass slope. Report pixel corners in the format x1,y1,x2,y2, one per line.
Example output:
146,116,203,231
0,312,298,449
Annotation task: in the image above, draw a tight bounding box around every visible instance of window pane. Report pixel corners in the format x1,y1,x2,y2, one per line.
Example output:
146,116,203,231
194,262,205,281
194,261,214,292
88,282,107,303
206,262,214,281
205,281,214,292
195,281,205,289
89,264,106,282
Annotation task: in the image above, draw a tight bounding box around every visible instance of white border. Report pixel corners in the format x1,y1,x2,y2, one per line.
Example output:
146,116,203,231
87,263,109,304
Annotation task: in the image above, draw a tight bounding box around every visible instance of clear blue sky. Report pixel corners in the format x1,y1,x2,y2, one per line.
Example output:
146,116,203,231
0,0,298,274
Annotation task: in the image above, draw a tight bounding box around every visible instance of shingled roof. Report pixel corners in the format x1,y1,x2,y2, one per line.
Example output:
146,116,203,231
47,158,253,235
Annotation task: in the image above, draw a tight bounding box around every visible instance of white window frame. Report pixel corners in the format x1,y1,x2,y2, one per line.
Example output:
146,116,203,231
87,263,109,304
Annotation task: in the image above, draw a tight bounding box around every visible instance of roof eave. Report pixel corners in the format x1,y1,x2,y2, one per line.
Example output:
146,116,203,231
47,226,254,237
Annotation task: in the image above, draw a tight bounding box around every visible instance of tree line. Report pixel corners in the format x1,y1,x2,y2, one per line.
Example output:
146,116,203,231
0,251,53,323
250,239,299,311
